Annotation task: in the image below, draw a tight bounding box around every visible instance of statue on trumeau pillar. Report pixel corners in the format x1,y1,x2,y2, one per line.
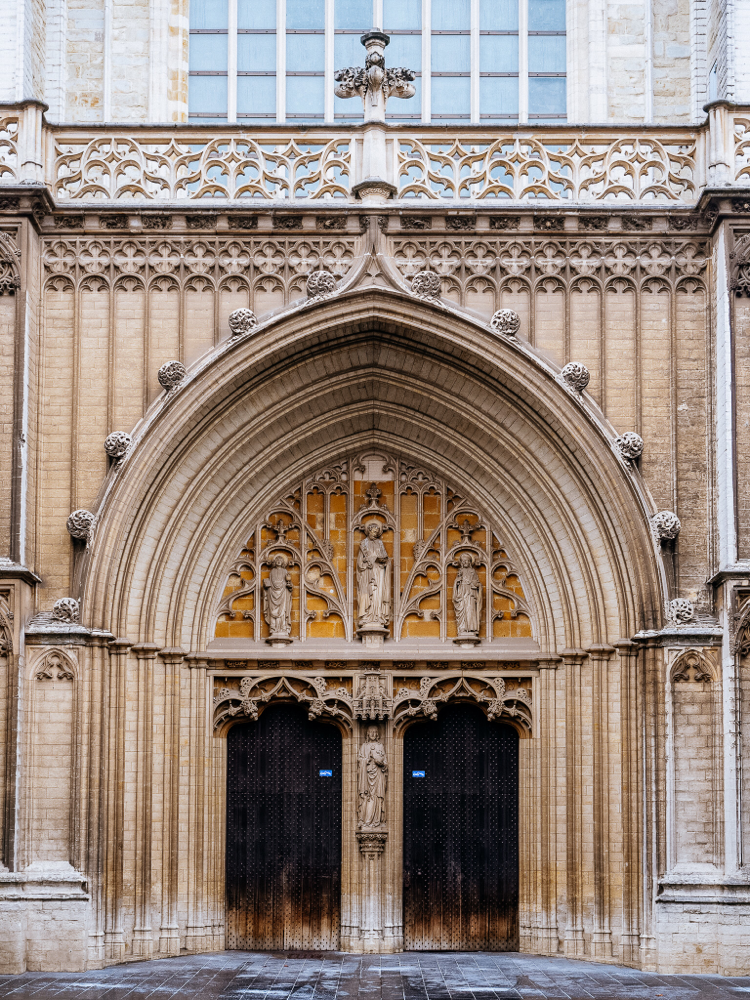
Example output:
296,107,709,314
453,551,482,646
263,553,293,645
357,725,388,829
356,520,391,640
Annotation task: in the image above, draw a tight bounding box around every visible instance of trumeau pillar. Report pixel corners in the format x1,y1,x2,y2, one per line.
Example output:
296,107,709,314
561,648,589,957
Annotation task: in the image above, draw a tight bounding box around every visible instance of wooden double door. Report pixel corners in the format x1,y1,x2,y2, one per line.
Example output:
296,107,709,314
225,703,518,952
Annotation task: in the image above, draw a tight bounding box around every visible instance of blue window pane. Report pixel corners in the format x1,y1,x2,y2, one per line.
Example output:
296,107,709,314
431,76,470,116
480,34,518,72
334,92,364,116
432,0,470,30
431,34,470,72
191,0,227,29
190,34,227,71
189,75,228,113
238,75,276,114
287,33,325,70
528,35,566,71
383,0,420,29
529,76,566,114
480,0,518,30
335,0,373,29
386,75,421,116
287,0,324,28
480,76,518,115
385,33,421,70
238,33,275,71
335,33,365,67
528,0,566,31
286,75,325,115
237,0,274,29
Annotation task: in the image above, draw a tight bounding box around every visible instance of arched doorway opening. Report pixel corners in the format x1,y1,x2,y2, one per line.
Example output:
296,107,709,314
403,705,519,951
226,705,343,950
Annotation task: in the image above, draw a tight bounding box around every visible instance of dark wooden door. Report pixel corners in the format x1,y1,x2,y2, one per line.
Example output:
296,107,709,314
226,705,342,950
403,704,519,951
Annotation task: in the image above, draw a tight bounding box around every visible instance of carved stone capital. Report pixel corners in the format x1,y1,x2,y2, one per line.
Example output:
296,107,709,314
356,829,388,855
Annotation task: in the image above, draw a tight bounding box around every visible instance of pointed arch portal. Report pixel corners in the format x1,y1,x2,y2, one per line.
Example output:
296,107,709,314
70,285,666,960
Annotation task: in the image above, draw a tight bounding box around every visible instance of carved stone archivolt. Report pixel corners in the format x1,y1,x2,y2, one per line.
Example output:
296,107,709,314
214,452,533,644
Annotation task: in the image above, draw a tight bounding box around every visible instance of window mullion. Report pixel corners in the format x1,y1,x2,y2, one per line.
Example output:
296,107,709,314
422,0,431,122
277,0,286,122
373,0,383,30
471,0,480,122
325,0,334,122
227,0,238,123
519,0,529,123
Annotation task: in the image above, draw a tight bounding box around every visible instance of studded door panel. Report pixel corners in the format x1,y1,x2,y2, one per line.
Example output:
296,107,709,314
403,705,519,951
226,705,342,950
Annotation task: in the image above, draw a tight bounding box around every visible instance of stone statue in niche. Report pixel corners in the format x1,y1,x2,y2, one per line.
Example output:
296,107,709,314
263,553,292,643
453,552,482,644
357,725,388,828
356,521,391,633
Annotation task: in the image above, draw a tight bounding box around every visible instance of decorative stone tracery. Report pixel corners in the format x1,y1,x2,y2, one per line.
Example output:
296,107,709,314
214,452,533,645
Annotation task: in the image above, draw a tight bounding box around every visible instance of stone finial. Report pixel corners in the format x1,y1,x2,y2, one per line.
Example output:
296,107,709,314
52,597,80,623
104,431,131,461
614,432,644,461
410,270,441,299
560,362,590,393
306,270,337,300
652,510,681,540
334,30,415,122
489,308,521,337
667,598,694,625
66,509,95,541
228,307,258,338
158,359,187,391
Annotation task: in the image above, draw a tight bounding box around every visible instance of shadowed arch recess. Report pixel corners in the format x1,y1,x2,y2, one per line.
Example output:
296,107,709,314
78,286,664,653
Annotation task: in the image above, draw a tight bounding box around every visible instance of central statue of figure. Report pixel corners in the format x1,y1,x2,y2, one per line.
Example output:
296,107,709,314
356,520,391,630
357,726,388,828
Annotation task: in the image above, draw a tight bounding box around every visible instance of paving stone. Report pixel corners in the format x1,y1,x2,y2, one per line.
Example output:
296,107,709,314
0,953,747,1000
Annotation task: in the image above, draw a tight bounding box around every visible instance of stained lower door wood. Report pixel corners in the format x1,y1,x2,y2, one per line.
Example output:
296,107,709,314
403,704,519,951
226,705,342,950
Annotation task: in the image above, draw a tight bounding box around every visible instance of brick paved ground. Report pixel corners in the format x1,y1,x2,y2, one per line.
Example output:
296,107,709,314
0,952,749,1000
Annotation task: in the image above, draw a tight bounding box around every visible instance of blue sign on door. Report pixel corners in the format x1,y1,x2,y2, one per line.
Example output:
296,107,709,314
319,769,333,777
412,770,425,778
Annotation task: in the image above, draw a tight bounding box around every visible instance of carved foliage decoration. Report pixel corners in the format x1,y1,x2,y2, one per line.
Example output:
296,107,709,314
0,231,21,294
0,593,12,660
213,673,354,730
730,232,750,297
393,674,532,733
34,649,75,681
215,452,533,644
